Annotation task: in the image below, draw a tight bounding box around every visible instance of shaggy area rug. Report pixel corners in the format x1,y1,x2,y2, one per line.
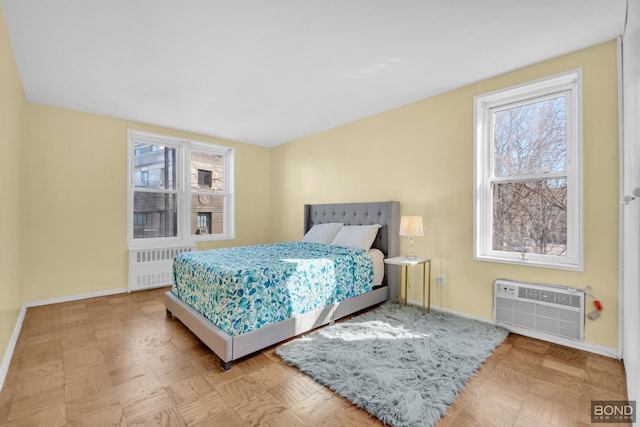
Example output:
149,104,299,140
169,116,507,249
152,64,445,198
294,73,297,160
276,301,509,427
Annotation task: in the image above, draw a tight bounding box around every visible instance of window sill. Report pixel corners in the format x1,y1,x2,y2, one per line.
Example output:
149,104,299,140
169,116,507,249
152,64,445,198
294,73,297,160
127,239,196,251
192,233,235,242
474,253,583,272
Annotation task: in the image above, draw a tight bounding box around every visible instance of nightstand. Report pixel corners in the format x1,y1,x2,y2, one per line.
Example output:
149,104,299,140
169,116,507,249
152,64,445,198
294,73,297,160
384,256,432,313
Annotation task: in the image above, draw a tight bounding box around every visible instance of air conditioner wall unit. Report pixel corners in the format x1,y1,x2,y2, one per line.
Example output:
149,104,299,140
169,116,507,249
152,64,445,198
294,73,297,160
494,279,584,341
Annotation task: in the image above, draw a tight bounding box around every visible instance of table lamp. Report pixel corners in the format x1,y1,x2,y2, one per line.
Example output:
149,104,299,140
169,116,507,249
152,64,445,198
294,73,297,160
399,216,423,260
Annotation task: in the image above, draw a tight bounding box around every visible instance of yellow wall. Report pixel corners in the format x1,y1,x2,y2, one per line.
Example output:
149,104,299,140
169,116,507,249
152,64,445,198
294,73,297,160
22,105,272,302
0,2,273,371
0,5,26,366
272,41,620,350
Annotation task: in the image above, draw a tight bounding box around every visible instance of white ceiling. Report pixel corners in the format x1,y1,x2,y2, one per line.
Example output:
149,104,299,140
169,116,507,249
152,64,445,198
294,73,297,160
1,0,627,147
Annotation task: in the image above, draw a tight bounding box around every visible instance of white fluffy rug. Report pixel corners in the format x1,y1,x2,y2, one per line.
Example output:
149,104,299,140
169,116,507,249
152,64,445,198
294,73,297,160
276,301,509,427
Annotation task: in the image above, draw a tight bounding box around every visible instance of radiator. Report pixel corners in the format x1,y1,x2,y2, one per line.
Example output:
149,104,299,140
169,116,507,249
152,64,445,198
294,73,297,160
494,279,584,341
128,244,197,291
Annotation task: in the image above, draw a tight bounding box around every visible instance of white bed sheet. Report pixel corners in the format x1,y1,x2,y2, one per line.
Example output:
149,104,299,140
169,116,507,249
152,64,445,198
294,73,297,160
369,248,385,286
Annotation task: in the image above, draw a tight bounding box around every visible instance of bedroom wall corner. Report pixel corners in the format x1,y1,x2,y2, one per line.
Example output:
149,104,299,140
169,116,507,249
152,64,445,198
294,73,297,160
22,104,272,302
270,40,620,351
0,2,26,390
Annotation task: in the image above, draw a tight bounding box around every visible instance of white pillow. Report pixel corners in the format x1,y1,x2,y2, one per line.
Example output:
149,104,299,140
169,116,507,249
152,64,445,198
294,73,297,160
330,224,382,250
302,223,344,244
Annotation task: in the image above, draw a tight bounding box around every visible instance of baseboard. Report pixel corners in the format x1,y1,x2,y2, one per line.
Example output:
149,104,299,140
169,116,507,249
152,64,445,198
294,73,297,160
0,287,128,392
25,287,128,308
496,323,620,359
0,305,27,392
407,298,620,360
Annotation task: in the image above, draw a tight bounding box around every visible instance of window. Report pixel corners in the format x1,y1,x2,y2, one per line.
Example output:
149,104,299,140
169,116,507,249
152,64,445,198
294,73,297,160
133,213,148,226
127,129,235,247
197,169,212,188
140,169,149,186
197,212,211,234
474,70,582,270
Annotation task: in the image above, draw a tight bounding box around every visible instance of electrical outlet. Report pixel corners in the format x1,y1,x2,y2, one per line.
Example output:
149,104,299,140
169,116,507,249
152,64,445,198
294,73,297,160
437,275,444,286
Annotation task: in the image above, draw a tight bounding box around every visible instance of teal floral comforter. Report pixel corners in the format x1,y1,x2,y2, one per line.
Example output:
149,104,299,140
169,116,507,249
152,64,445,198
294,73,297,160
171,242,374,337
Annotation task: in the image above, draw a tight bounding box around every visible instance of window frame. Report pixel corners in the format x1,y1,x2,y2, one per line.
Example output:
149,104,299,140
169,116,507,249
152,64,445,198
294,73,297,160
127,129,235,249
473,70,583,271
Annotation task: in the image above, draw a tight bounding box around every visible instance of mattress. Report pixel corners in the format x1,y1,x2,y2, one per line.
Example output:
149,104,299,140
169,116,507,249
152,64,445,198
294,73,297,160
171,241,374,336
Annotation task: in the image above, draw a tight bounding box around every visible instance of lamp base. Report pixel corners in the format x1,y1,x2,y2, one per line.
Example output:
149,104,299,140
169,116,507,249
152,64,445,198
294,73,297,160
405,236,416,260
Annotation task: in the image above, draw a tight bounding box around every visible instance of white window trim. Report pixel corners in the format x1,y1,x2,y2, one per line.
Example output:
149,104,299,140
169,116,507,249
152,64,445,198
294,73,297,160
127,129,235,250
473,70,583,271
186,140,236,243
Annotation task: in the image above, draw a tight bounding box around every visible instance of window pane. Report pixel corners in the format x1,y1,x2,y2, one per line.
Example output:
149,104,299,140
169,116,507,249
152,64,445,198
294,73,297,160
197,169,212,188
133,143,176,190
191,194,224,235
492,179,567,255
133,192,178,238
494,96,566,177
191,151,224,192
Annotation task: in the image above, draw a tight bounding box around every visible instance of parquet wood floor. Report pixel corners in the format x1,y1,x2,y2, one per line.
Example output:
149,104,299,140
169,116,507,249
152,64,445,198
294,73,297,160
0,287,629,426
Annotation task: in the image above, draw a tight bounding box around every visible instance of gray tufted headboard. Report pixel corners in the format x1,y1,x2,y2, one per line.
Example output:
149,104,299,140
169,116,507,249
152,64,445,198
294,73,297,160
303,201,400,299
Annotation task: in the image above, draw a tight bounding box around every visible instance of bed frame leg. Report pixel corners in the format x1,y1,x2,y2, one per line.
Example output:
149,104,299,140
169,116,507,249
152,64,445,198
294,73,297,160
222,361,231,372
166,309,172,318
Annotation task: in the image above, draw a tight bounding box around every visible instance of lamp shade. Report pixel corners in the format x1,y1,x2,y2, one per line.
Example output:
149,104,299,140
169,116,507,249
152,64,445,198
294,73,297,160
399,216,423,237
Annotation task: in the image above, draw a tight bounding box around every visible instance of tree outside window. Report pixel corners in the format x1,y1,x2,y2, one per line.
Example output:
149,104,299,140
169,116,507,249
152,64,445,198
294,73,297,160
474,71,582,270
492,96,568,256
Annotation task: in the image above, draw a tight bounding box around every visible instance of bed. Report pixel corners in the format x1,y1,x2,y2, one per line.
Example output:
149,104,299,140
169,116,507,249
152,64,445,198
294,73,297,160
165,201,400,370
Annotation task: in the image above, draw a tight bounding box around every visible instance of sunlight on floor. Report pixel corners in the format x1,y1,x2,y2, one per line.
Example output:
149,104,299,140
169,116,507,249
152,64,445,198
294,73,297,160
314,320,432,341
